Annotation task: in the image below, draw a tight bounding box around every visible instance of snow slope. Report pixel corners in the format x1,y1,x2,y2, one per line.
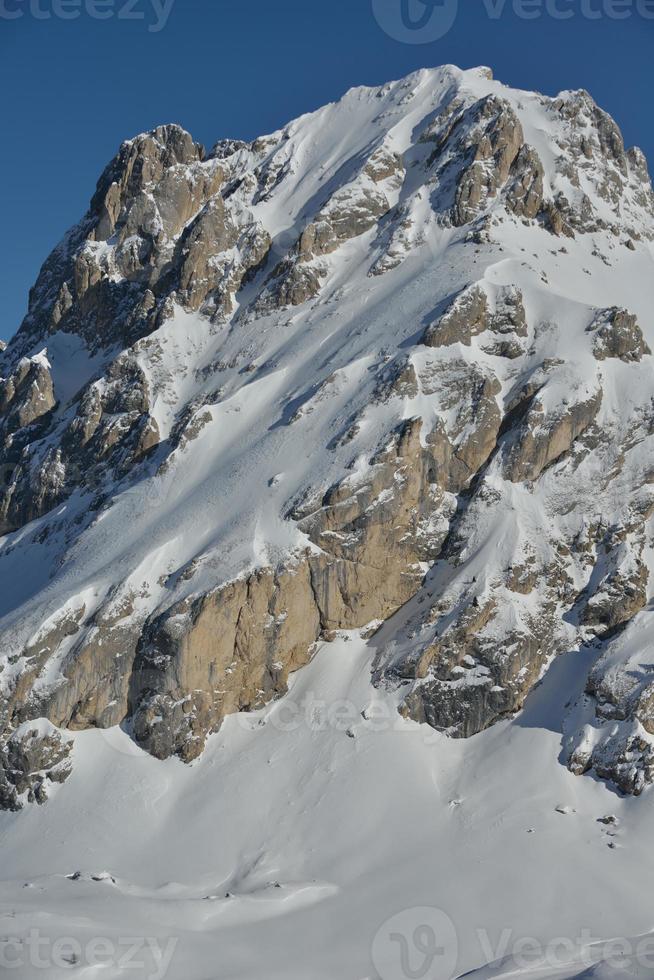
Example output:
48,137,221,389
1,631,654,979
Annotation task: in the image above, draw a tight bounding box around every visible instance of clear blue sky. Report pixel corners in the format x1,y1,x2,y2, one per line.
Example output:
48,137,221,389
2,0,653,341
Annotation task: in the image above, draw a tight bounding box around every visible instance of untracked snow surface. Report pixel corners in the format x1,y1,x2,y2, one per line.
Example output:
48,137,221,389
1,633,654,979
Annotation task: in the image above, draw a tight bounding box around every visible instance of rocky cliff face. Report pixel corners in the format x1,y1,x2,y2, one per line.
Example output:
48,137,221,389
2,65,654,807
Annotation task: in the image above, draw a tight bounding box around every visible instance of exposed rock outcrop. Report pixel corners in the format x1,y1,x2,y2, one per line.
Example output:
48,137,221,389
129,402,504,760
129,561,322,760
0,354,55,440
422,283,527,354
0,351,160,535
588,307,650,363
501,387,603,484
0,722,72,811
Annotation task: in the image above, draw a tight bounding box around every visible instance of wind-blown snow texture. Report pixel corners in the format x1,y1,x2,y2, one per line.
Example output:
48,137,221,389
1,65,654,978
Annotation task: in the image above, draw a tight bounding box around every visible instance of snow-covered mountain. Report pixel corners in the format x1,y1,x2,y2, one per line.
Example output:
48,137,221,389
1,65,654,980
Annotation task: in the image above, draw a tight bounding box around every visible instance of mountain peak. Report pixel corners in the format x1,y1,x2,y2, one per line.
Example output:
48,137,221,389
1,66,654,810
